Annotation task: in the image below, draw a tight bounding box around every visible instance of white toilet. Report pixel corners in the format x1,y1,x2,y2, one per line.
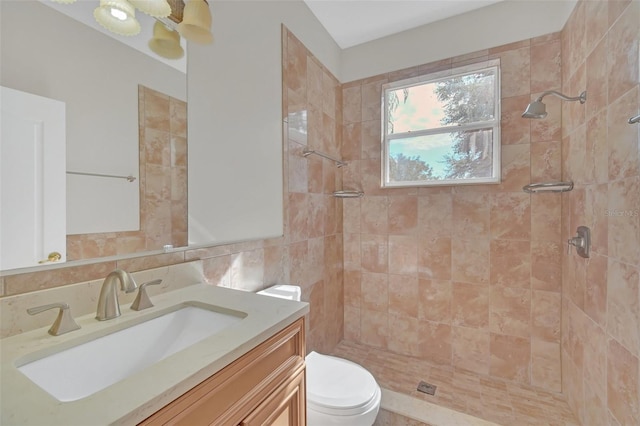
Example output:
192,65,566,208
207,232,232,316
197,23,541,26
257,285,381,425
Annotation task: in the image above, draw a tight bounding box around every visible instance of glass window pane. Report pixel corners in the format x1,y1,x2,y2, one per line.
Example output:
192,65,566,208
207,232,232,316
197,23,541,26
386,69,496,134
388,128,494,183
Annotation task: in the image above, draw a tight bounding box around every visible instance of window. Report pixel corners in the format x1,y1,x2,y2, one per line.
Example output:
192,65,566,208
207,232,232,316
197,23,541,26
382,59,501,187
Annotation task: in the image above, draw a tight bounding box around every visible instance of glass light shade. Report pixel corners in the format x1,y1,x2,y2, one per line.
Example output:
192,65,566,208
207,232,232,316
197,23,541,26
177,0,213,44
129,0,171,18
148,22,184,59
94,0,141,36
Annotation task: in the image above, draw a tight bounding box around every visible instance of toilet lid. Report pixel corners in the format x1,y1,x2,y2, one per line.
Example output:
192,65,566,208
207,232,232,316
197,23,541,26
306,352,380,415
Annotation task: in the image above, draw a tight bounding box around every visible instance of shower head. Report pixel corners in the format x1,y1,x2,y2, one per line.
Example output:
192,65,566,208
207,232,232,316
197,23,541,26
522,100,548,119
522,90,587,119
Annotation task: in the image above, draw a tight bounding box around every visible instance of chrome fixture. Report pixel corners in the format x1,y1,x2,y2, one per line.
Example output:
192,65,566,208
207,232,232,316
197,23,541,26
523,181,573,193
96,269,138,321
27,302,81,336
66,171,136,182
131,279,163,311
629,114,640,124
567,226,591,258
522,90,587,119
333,190,364,198
303,149,347,168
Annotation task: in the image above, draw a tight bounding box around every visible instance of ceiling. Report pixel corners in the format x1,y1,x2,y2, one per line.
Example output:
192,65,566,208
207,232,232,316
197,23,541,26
303,0,506,49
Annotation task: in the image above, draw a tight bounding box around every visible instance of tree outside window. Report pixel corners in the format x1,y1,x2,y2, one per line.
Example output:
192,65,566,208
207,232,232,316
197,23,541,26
382,59,501,187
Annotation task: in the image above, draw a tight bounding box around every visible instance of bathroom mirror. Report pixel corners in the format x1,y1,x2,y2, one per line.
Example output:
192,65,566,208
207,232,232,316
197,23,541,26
0,0,187,271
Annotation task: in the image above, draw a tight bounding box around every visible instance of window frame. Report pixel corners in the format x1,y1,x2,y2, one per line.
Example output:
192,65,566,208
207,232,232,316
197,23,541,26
381,59,501,188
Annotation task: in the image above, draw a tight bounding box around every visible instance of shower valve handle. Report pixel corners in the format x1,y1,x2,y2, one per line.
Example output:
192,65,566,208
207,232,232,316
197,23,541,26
567,226,591,258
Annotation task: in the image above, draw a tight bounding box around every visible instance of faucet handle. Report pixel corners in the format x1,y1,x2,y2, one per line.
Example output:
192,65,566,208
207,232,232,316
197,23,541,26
27,303,81,336
130,279,162,311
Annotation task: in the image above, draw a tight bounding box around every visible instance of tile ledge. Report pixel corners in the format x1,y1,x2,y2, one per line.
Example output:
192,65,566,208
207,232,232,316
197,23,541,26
380,388,501,426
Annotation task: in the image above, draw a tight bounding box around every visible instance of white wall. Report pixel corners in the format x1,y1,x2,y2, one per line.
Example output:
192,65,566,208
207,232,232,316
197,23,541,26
187,0,340,244
340,0,577,82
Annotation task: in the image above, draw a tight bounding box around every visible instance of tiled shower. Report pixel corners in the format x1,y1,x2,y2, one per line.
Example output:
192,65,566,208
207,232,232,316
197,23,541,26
340,34,564,392
288,0,639,422
1,0,637,424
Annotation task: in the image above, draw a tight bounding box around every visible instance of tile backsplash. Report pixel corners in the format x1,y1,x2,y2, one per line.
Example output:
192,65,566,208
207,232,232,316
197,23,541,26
0,261,203,338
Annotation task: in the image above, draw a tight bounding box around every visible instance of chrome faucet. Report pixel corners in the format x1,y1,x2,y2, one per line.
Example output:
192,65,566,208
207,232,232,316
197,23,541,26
96,269,138,321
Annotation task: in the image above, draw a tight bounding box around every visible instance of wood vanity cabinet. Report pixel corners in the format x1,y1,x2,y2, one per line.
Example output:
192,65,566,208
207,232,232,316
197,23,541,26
139,318,306,426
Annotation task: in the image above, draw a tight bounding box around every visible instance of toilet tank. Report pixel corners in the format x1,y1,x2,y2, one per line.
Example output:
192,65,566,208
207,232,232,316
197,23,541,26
256,285,301,301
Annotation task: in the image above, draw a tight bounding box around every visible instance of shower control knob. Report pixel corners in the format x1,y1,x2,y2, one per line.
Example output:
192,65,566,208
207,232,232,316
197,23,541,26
567,226,591,258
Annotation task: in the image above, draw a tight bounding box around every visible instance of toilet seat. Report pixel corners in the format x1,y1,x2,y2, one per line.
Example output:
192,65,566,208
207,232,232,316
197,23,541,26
306,351,380,417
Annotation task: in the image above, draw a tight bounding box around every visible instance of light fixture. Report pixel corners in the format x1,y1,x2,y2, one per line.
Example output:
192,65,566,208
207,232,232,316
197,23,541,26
129,0,171,18
94,0,141,36
177,0,213,44
522,90,587,119
148,21,184,59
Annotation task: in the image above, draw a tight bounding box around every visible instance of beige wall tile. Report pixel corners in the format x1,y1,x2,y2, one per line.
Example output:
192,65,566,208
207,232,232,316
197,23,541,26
492,46,531,98
389,274,419,318
585,253,608,326
388,235,418,275
418,279,452,324
531,290,561,342
452,282,489,329
606,259,640,357
418,237,452,281
417,194,452,238
490,286,531,338
418,321,452,365
608,88,640,181
361,272,389,312
451,239,490,285
489,333,531,382
530,141,562,182
452,326,490,375
531,39,562,93
361,233,389,273
452,193,490,239
586,35,609,119
388,314,420,356
501,95,531,145
607,338,640,425
489,240,531,288
388,196,418,235
531,339,561,392
490,193,531,240
606,0,639,102
361,196,389,234
361,308,388,349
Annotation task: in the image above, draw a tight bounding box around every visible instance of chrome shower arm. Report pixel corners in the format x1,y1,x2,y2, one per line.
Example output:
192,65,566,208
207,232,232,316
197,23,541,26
536,90,587,104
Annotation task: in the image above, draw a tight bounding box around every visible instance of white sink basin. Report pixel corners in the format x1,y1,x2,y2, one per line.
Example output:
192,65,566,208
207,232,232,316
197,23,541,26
17,303,245,402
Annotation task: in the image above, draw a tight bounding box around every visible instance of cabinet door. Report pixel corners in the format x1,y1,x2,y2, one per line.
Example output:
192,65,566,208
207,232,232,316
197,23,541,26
139,318,305,426
240,369,305,426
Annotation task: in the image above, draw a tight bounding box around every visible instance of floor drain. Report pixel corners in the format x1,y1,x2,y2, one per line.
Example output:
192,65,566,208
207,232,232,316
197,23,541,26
417,381,437,395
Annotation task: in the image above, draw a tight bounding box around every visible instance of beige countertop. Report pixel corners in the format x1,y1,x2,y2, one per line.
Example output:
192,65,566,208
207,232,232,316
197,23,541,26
0,283,309,425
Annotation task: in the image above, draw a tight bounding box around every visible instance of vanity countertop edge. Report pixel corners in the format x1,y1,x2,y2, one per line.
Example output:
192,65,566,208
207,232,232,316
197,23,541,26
0,283,309,426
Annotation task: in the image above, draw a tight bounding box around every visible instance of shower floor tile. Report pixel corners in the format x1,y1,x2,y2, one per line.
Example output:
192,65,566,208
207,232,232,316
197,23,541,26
331,341,580,426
